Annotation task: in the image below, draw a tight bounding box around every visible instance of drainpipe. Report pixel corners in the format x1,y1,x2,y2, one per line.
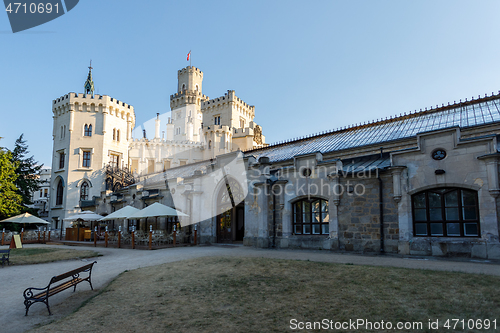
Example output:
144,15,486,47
267,175,279,249
378,174,384,253
272,188,276,248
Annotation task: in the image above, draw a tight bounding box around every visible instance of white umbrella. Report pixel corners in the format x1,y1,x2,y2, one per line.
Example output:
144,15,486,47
0,212,49,224
63,211,104,221
99,206,140,221
127,202,188,232
128,202,188,219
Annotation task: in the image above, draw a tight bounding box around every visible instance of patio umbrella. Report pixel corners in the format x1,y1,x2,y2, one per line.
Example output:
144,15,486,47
128,202,188,231
63,211,104,221
0,212,49,225
128,202,188,219
98,206,140,221
99,205,141,231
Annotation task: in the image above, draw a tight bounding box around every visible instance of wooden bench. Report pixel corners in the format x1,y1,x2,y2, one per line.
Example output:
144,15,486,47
0,249,10,267
23,261,97,316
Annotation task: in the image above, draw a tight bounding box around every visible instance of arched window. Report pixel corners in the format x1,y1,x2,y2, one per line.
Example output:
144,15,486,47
80,181,89,201
293,198,329,235
182,84,186,91
56,181,64,206
208,140,212,149
84,124,92,136
116,129,120,142
113,128,116,140
412,188,479,237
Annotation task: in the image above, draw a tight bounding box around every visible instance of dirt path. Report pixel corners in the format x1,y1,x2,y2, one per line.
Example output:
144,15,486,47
1,244,499,333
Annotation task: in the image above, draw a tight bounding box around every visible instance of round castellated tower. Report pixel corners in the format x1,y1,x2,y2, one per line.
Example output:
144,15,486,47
169,66,209,142
49,65,135,229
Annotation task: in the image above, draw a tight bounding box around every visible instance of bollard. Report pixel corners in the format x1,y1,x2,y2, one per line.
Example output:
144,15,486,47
21,228,24,244
38,229,41,243
1,228,4,246
149,225,152,250
118,226,121,248
105,226,108,248
48,227,51,242
173,224,177,248
43,228,46,244
194,224,197,246
94,226,97,247
132,226,135,250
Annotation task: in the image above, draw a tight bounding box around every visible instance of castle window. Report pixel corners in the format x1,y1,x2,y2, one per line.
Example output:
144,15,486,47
240,118,245,128
117,129,120,142
412,188,479,237
59,152,65,169
44,189,48,197
182,84,186,91
82,151,91,168
113,128,116,140
214,116,220,125
84,124,92,136
148,160,155,174
163,160,171,171
110,154,119,168
56,181,63,206
208,140,212,149
80,181,89,201
293,198,329,235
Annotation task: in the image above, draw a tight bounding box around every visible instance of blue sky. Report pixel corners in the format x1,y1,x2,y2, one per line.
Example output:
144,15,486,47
1,1,500,167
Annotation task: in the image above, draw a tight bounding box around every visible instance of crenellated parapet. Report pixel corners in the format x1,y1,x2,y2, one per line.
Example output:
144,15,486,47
52,92,135,128
202,90,255,118
170,90,209,109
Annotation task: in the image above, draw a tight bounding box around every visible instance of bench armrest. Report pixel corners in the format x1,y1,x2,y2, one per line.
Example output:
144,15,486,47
23,286,48,299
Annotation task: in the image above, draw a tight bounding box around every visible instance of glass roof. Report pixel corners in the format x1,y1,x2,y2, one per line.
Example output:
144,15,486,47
249,96,500,163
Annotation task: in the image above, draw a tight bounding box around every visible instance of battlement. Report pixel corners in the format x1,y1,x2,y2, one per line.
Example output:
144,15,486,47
201,90,255,116
52,92,135,125
170,90,209,101
233,127,253,137
178,66,203,76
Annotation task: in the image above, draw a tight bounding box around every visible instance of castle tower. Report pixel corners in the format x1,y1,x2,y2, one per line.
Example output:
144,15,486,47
49,66,135,229
169,66,209,142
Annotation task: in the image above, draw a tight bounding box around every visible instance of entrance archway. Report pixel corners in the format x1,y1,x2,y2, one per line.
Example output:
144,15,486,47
216,177,245,243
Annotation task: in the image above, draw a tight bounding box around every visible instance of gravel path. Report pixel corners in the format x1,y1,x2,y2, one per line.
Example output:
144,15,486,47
1,244,499,333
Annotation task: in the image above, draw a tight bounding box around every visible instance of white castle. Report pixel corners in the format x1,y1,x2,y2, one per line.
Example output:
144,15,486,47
49,65,267,229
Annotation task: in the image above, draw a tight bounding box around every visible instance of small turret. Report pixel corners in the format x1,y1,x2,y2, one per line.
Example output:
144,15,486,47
84,61,94,96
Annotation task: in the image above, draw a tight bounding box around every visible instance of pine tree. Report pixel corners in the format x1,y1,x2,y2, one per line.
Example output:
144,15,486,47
0,148,22,220
11,134,42,205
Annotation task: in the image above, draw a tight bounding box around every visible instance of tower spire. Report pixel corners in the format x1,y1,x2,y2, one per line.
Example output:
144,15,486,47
84,60,94,96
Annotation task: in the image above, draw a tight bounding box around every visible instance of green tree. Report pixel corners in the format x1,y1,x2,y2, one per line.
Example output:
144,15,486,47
0,148,22,220
11,134,42,206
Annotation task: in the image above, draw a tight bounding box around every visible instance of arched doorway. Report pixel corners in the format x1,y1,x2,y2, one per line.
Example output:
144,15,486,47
216,177,245,243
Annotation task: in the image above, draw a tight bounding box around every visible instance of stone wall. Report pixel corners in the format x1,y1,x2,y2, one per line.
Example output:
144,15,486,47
337,173,398,253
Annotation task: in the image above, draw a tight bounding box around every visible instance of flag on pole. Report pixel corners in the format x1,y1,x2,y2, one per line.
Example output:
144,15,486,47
187,50,191,61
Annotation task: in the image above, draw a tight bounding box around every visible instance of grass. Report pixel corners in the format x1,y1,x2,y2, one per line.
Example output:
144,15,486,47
7,247,100,265
29,257,500,333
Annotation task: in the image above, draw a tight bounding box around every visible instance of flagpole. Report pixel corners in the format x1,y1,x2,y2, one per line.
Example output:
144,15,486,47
190,50,192,67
